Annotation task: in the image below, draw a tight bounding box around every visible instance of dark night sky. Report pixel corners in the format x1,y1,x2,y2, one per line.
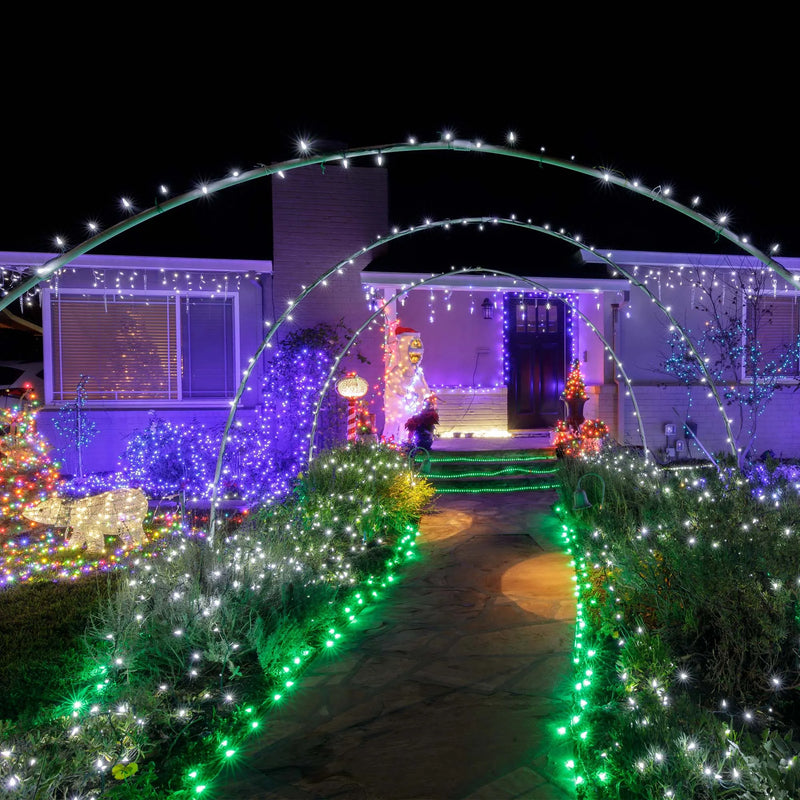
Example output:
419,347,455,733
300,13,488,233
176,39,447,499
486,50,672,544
3,40,797,277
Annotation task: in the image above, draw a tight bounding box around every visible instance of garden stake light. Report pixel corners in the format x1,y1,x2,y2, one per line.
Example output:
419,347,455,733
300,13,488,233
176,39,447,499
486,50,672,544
573,472,605,511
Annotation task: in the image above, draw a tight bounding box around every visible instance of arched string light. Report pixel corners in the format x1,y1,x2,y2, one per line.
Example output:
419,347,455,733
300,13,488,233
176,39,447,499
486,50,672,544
1,136,794,313
0,139,787,535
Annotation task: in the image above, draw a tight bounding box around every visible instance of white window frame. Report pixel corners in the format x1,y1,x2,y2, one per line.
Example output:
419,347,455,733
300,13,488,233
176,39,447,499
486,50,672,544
42,288,241,406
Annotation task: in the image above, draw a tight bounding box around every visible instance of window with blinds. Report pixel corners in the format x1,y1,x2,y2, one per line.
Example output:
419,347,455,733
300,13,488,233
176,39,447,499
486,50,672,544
49,292,236,402
745,295,800,378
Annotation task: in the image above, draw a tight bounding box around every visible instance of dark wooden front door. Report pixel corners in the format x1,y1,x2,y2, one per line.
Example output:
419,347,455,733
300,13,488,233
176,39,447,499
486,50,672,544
506,296,567,429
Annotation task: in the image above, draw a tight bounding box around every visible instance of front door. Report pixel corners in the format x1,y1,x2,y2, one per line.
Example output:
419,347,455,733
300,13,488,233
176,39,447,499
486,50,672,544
506,296,567,429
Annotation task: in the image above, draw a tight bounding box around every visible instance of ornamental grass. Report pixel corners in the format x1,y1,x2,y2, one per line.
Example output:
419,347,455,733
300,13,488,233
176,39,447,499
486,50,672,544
558,449,800,799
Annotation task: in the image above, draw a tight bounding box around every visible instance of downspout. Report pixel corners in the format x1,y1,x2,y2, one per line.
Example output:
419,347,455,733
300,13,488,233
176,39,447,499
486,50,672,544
259,270,274,409
611,299,624,446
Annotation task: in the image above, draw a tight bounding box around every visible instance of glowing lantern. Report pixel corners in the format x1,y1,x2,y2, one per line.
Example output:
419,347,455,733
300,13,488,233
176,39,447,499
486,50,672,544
336,374,369,440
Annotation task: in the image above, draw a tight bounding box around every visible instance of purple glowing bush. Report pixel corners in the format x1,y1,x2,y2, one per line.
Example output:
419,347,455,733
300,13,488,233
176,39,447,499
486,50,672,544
116,325,349,507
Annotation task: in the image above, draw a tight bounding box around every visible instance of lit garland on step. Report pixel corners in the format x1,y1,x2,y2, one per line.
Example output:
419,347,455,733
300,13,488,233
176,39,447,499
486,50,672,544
428,466,559,479
412,453,555,464
434,482,561,494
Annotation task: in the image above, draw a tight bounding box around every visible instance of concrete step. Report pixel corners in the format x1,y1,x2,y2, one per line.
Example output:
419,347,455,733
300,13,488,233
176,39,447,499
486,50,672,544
410,448,561,493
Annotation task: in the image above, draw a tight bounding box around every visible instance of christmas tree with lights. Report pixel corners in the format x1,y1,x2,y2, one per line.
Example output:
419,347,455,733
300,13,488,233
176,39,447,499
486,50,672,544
0,404,60,538
554,359,608,457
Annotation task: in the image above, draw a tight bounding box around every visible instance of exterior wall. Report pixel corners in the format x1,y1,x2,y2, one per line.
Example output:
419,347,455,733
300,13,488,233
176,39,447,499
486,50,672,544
271,164,389,429
610,265,800,460
23,253,272,476
434,387,508,436
37,407,258,476
618,385,800,461
369,286,625,437
388,288,505,388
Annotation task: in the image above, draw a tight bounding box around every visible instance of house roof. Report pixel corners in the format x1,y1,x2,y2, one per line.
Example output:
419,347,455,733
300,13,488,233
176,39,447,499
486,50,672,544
578,248,800,273
0,251,273,275
361,270,627,294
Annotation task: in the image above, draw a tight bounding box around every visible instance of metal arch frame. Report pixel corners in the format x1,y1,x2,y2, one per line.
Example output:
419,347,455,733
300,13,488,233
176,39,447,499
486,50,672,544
201,215,664,540
305,266,650,467
278,215,734,466
201,212,739,539
1,137,795,313
1,140,782,536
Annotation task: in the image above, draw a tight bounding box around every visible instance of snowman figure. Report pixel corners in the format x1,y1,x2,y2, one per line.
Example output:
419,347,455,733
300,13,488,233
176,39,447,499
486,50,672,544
383,324,431,443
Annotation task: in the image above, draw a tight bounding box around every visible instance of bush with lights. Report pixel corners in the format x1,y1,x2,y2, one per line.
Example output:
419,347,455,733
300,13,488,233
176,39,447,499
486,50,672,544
117,324,350,511
556,450,800,798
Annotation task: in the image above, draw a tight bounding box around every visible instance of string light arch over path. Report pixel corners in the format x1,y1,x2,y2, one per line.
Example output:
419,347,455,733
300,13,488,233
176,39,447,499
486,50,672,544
1,138,787,535
305,266,650,465
204,212,708,540
1,134,796,312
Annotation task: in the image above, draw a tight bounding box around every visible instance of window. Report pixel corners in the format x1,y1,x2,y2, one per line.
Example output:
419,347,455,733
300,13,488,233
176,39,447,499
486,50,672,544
47,291,237,402
745,295,800,378
515,299,561,334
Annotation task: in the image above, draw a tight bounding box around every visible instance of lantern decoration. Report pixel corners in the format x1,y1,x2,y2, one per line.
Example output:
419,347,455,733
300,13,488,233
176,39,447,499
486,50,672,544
336,373,369,441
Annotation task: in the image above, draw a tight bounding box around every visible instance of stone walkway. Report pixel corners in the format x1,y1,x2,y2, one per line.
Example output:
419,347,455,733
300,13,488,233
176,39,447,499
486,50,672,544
220,489,577,799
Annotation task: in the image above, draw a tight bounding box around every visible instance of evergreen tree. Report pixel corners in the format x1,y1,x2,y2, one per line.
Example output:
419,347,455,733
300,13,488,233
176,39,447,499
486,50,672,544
0,405,59,538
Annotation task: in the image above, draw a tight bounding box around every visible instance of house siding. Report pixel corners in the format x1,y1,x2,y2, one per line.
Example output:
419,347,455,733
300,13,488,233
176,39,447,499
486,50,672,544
24,254,271,476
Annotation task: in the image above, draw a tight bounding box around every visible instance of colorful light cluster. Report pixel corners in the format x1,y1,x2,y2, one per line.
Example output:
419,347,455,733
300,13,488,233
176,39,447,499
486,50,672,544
0,405,60,538
554,361,609,458
0,405,184,586
561,358,588,402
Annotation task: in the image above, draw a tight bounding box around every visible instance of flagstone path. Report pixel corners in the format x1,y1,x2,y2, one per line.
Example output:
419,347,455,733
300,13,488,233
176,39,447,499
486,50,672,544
220,488,577,799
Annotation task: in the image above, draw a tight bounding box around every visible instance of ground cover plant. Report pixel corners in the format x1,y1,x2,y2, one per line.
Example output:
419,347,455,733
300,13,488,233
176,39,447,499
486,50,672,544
0,441,434,799
557,449,800,798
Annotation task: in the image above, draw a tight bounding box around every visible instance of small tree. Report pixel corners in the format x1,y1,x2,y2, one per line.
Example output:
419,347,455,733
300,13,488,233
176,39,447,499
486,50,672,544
53,374,97,477
554,360,608,457
663,267,800,469
0,405,59,536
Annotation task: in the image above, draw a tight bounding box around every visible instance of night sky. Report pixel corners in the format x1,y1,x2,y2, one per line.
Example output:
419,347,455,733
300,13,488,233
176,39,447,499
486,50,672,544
4,50,797,277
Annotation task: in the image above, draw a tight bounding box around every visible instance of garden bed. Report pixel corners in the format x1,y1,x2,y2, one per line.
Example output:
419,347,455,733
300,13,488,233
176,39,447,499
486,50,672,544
0,442,434,798
557,449,800,799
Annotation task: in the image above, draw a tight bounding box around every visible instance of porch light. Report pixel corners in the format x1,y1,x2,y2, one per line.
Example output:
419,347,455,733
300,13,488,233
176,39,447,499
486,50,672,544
481,297,493,320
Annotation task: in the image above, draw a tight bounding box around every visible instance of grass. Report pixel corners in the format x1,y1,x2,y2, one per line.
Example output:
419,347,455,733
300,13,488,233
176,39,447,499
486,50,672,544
0,573,122,724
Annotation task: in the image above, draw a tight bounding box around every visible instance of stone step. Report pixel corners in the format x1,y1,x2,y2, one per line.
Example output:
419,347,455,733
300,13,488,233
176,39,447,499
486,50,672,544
408,448,562,494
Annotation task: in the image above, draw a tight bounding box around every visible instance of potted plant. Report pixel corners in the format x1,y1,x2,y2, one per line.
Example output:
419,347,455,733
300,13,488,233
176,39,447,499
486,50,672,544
404,398,439,450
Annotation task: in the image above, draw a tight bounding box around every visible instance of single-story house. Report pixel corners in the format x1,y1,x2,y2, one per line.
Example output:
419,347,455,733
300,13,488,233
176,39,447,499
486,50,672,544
3,163,800,474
